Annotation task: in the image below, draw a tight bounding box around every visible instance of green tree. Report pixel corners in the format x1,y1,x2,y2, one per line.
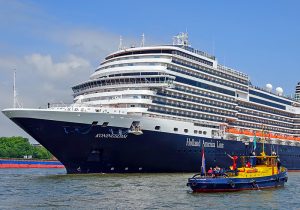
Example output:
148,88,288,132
0,136,52,159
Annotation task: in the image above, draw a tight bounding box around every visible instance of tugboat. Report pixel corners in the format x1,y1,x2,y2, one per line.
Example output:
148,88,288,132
187,152,288,192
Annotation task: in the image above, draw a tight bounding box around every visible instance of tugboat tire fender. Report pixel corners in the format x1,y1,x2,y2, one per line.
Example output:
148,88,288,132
228,180,235,188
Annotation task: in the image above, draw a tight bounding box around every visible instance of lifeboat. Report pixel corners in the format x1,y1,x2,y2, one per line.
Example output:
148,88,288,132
242,130,253,136
277,135,285,140
255,131,263,137
227,128,240,134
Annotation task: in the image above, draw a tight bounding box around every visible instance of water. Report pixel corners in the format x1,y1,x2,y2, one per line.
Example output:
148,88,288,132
0,169,299,209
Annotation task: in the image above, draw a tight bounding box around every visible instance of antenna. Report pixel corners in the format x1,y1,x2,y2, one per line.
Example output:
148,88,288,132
118,35,123,50
13,70,21,108
212,39,215,55
141,33,145,47
13,70,16,108
13,70,20,108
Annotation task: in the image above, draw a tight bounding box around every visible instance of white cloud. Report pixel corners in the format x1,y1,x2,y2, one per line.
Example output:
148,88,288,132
49,28,147,63
25,53,91,79
0,53,92,141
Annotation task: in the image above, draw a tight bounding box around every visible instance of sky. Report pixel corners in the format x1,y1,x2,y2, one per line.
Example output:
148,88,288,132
0,0,300,142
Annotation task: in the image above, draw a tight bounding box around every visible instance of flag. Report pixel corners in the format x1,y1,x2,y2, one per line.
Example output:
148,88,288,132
201,143,206,175
253,135,257,151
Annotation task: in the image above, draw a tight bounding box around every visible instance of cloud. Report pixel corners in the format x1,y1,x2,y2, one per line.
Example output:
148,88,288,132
0,53,92,141
25,53,91,79
49,28,149,64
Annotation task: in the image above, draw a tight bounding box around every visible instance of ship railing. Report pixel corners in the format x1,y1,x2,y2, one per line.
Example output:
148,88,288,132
181,46,216,60
73,79,174,95
39,103,99,111
217,64,248,79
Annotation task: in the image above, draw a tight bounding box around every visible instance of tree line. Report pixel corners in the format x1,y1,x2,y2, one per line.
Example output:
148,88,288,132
0,136,52,159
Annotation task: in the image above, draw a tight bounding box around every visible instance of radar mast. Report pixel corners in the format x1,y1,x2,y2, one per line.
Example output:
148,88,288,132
173,32,190,47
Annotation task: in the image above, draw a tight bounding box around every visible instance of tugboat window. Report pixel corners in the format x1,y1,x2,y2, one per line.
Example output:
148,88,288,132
203,131,207,135
174,128,178,132
155,126,160,130
184,129,188,133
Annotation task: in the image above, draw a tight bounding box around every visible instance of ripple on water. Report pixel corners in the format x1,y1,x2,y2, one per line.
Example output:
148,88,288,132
0,169,300,209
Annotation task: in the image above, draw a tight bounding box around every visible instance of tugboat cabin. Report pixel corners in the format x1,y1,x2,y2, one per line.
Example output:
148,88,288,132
236,155,281,178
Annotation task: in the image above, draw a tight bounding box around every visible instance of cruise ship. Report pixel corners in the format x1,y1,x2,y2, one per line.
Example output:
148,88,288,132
3,33,300,173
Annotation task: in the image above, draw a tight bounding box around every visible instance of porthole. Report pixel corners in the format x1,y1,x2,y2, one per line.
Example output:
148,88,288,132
155,126,160,130
184,129,188,133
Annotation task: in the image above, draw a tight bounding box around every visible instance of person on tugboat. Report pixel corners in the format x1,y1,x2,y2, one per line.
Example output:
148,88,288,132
227,154,238,170
227,154,239,175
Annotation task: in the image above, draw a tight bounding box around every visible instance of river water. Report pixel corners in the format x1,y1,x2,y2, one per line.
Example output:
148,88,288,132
0,169,299,209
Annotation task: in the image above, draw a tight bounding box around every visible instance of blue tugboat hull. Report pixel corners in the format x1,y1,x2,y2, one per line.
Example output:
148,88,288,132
187,171,288,192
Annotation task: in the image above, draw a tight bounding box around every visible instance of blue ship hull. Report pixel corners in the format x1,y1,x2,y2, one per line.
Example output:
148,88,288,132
187,171,288,192
10,117,300,173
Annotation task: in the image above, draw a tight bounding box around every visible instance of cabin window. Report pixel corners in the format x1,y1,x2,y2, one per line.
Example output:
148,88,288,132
194,130,197,134
155,126,160,130
102,122,109,127
92,121,98,125
174,128,178,132
199,130,202,134
184,129,188,133
203,131,207,135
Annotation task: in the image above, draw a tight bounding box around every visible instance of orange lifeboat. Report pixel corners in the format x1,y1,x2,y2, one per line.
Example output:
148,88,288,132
276,135,285,140
227,128,240,134
242,130,253,136
255,131,263,137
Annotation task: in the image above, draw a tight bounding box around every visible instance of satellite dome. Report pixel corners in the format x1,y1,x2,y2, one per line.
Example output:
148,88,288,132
266,84,273,92
276,87,283,96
